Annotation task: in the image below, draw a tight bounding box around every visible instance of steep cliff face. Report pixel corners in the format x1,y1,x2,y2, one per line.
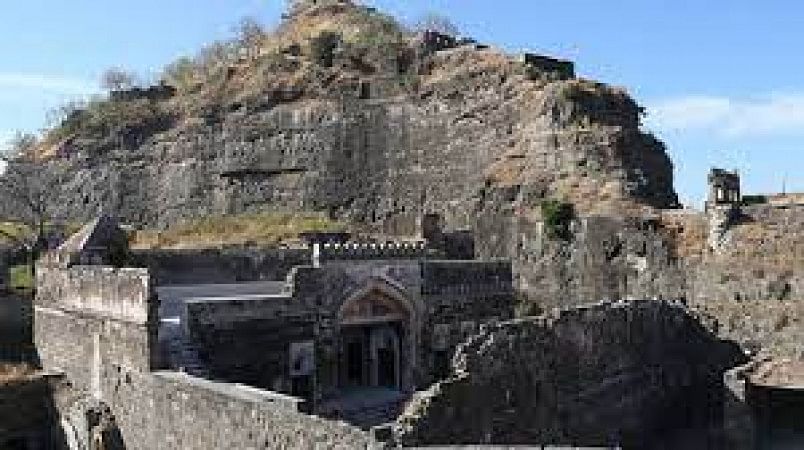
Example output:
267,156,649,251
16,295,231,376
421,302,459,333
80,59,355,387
32,0,677,230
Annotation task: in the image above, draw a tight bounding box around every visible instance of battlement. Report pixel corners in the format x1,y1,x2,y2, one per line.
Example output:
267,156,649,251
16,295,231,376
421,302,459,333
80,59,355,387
314,240,429,262
35,265,153,324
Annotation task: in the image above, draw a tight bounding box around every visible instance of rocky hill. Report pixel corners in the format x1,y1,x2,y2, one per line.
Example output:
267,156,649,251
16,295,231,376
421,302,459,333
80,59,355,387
20,0,677,231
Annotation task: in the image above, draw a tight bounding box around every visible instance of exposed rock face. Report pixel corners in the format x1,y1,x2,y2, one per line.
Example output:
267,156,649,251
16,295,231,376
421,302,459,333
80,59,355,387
25,2,677,231
689,204,804,360
392,300,745,447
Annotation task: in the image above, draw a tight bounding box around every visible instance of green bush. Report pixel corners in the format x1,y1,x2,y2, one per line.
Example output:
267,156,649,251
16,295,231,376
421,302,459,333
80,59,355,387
541,200,575,241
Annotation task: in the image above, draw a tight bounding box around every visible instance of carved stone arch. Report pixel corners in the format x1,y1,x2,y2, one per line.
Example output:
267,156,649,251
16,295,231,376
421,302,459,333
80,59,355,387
338,276,416,326
336,276,421,392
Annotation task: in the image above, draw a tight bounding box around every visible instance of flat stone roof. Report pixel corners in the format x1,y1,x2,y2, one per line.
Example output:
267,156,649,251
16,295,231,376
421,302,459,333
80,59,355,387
157,281,286,297
157,281,288,319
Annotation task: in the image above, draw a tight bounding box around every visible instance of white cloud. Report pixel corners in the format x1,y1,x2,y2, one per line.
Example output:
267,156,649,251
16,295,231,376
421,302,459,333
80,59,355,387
645,93,804,139
0,73,96,95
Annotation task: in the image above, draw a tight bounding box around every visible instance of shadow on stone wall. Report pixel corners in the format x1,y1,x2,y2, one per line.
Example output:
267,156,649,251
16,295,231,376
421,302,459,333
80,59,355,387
0,371,70,450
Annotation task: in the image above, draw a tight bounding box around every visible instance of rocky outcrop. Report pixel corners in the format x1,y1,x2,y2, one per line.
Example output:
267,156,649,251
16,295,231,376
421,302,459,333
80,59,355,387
21,1,677,232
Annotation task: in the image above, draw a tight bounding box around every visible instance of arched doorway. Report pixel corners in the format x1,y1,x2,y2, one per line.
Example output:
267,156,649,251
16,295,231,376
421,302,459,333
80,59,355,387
337,280,414,392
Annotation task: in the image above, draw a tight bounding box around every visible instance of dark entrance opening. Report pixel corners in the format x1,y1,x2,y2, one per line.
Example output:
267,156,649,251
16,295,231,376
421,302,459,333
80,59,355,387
346,340,364,386
377,347,395,388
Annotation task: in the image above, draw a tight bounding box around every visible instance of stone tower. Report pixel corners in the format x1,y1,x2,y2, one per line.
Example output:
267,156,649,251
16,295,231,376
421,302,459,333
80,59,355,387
706,168,741,252
706,168,741,210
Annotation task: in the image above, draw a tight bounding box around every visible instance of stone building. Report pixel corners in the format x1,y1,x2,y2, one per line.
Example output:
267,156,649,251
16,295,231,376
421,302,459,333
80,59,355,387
155,238,514,426
32,215,514,448
707,168,742,210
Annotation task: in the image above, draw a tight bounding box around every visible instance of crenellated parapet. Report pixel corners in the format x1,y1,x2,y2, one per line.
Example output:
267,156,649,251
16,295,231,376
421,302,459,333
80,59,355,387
315,240,429,262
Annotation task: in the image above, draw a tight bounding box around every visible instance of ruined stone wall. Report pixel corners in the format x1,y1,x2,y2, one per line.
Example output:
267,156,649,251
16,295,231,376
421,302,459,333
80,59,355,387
34,266,156,394
419,260,515,381
393,300,745,447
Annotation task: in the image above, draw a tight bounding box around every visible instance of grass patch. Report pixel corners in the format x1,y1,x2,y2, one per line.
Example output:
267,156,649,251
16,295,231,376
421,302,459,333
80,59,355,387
0,222,32,244
130,212,346,249
9,265,34,291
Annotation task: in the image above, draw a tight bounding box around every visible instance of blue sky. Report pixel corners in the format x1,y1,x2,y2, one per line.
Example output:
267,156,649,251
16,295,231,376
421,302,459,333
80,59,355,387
1,0,802,207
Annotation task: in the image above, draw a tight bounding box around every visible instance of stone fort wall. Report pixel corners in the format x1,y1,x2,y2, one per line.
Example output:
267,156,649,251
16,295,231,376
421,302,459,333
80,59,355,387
33,263,374,449
184,259,515,401
393,300,746,448
131,247,311,285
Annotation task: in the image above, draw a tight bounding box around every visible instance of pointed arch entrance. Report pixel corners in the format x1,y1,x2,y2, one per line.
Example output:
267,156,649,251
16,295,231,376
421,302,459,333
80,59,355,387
337,279,417,392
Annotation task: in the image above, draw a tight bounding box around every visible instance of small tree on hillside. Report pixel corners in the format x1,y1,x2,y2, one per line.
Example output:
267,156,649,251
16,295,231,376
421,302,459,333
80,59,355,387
0,134,63,280
161,57,199,92
234,16,265,48
100,67,139,91
413,12,461,37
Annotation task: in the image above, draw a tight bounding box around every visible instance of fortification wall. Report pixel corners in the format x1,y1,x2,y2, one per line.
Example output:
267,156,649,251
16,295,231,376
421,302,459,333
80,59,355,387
127,372,372,449
36,266,153,324
393,300,745,447
317,241,429,261
132,247,310,285
33,264,374,449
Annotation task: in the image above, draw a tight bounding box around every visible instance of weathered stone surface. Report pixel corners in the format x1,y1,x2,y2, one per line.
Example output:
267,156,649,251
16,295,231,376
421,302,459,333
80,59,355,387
131,247,311,285
16,2,678,232
393,300,746,448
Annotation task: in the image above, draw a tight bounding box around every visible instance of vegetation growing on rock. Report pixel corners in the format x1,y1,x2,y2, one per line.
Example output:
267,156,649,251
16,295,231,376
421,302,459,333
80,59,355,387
541,200,575,241
129,212,346,249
